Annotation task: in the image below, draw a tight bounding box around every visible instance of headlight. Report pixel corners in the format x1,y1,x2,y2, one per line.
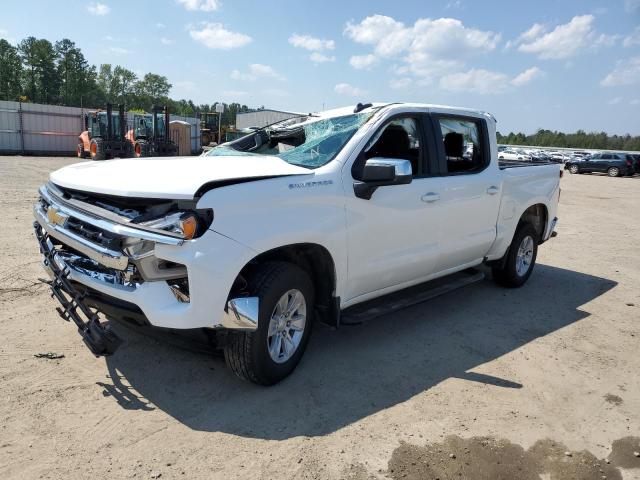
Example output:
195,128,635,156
141,212,200,240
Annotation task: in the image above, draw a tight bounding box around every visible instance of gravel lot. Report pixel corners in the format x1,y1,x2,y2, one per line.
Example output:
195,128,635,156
0,156,639,480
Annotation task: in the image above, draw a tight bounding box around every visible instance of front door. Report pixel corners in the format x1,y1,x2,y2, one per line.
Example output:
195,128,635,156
342,114,441,302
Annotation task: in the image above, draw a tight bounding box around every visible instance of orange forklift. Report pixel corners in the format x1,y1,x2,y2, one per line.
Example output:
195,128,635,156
78,103,131,160
126,105,178,157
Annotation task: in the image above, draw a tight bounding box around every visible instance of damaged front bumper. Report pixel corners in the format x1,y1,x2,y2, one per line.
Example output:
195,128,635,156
33,184,260,356
35,222,122,356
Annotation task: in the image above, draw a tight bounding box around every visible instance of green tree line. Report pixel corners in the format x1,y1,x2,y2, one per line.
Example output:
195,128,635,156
0,36,253,124
497,129,640,152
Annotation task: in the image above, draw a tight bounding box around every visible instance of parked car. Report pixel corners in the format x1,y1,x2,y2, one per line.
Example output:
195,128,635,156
624,153,640,174
33,102,560,385
498,148,530,161
565,152,635,177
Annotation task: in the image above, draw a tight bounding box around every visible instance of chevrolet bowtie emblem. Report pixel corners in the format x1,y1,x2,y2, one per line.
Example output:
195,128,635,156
47,207,69,227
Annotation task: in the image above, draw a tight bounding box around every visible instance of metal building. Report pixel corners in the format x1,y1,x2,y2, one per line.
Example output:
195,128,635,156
0,100,202,156
235,109,301,130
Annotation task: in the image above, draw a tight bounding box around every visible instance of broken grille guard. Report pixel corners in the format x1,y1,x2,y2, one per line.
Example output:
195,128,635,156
34,221,122,356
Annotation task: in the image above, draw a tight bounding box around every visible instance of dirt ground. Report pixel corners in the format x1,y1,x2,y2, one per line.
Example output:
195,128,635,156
0,156,639,480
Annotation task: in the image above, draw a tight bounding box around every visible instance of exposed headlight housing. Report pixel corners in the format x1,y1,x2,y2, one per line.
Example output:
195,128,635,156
141,212,201,240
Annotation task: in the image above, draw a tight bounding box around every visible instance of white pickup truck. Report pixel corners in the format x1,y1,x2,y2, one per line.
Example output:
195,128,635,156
34,103,560,385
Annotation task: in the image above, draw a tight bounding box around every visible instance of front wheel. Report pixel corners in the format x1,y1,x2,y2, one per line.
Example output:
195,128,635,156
492,223,539,288
224,262,314,385
608,167,620,177
569,164,579,174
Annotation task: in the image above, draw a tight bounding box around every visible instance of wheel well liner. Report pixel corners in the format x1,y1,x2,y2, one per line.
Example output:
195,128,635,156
232,243,339,327
519,203,548,241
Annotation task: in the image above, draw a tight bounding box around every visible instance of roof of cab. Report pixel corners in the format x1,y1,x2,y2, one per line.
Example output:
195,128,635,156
313,102,495,123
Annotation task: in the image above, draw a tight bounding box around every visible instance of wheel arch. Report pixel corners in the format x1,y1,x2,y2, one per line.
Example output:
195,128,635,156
518,203,548,241
487,202,549,269
231,242,339,327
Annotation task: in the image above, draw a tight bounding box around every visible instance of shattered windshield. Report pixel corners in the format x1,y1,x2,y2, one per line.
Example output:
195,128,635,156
205,110,378,168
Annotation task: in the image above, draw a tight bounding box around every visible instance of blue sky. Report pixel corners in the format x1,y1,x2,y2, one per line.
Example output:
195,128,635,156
1,0,639,134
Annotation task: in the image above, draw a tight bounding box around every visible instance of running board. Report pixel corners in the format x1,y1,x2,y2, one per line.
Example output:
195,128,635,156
340,269,485,325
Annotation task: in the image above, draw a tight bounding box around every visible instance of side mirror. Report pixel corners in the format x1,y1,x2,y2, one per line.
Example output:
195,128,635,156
354,157,412,200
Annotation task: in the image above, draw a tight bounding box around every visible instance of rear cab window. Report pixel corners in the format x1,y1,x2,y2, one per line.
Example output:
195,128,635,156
432,115,489,175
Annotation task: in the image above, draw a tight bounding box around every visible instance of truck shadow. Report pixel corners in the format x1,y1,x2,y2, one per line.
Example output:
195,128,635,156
101,264,616,439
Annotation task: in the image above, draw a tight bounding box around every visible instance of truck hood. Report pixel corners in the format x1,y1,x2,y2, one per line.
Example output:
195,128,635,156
50,155,313,199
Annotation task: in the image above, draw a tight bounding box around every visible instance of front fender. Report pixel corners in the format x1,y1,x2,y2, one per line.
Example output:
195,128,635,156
196,172,348,298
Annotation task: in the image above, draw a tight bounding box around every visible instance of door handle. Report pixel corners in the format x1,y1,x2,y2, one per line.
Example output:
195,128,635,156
421,192,440,203
486,186,500,195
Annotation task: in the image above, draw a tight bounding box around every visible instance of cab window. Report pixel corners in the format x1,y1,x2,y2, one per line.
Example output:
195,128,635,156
435,116,488,175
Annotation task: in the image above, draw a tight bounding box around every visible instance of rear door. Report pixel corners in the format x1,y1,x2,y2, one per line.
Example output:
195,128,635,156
427,113,501,273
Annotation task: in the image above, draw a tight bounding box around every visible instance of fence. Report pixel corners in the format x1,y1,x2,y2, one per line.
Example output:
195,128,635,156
0,100,201,156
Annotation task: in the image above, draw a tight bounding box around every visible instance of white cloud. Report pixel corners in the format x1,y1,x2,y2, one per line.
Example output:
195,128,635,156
334,83,365,96
440,66,544,94
309,52,335,63
160,37,174,45
249,63,283,79
623,26,640,47
105,46,130,56
87,2,110,15
176,0,220,12
440,68,510,94
344,14,405,45
156,22,166,29
389,77,413,89
607,96,623,105
601,57,640,86
288,34,335,51
230,69,253,81
516,15,616,59
631,98,640,105
625,0,640,12
510,66,544,86
349,54,379,70
189,23,251,50
344,14,500,82
231,64,284,81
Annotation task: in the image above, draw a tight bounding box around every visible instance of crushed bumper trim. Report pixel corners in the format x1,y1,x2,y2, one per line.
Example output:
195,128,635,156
34,222,122,356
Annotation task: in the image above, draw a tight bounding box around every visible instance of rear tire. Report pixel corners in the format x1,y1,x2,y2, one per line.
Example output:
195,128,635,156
90,139,106,161
224,262,314,385
492,223,539,288
608,167,620,177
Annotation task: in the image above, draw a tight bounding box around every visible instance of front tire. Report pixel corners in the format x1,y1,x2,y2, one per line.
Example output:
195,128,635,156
134,140,149,158
608,167,620,177
569,164,579,174
90,139,106,160
492,223,539,288
224,262,314,385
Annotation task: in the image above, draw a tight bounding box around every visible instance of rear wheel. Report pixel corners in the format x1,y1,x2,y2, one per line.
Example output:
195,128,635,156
569,164,579,174
608,167,620,177
89,139,106,161
492,223,539,288
224,262,314,385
